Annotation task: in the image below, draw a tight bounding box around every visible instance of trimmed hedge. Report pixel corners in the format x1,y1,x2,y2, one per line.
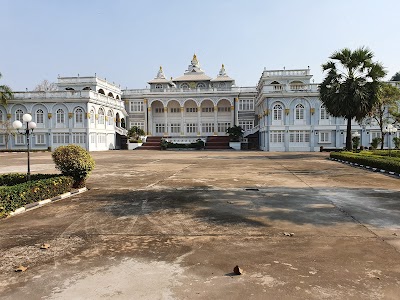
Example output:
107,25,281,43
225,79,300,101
0,173,61,186
0,176,73,218
330,151,400,174
165,141,204,149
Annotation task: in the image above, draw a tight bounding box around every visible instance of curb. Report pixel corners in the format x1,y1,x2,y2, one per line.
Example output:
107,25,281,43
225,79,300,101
329,158,400,178
9,187,88,217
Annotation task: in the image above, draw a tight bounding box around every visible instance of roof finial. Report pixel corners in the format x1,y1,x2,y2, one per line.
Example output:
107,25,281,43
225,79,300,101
191,53,199,66
156,65,165,79
218,64,226,76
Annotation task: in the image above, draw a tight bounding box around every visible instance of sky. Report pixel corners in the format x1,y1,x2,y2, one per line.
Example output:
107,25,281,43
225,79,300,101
1,0,399,91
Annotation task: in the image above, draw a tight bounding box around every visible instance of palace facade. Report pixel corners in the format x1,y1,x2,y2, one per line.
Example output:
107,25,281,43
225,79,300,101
1,54,399,151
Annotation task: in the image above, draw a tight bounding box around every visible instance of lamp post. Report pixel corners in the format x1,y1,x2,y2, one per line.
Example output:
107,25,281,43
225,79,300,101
12,114,36,181
382,124,398,157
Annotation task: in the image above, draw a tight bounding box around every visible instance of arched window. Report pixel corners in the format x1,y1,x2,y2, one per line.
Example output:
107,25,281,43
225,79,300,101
273,104,283,121
56,109,65,124
197,82,206,89
98,108,105,125
65,87,75,91
15,109,24,122
90,109,95,124
98,89,105,95
219,82,226,89
295,104,305,120
35,109,44,124
82,87,91,90
75,108,84,123
181,83,189,89
116,95,120,99
320,105,329,120
108,92,114,98
107,110,113,125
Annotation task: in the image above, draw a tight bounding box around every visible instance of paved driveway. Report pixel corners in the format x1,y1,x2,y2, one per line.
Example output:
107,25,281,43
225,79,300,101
0,151,399,299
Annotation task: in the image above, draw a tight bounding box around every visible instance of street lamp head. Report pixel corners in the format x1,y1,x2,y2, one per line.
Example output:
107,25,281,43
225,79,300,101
28,121,37,130
12,120,23,129
22,114,32,122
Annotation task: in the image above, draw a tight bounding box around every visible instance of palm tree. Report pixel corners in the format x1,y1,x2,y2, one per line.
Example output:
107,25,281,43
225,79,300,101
0,72,13,105
319,47,386,150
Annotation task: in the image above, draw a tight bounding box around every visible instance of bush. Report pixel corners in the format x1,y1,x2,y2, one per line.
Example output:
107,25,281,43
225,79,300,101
393,137,400,149
52,145,95,188
0,173,61,186
330,151,400,174
0,176,73,218
371,137,381,150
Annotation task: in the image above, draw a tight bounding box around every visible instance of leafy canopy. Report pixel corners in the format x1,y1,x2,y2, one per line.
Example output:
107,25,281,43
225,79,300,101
0,72,13,105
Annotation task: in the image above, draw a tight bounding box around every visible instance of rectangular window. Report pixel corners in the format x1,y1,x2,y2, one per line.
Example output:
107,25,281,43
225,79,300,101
270,131,285,143
289,131,310,143
170,107,180,113
170,123,180,133
320,107,329,120
35,134,46,145
218,122,230,133
202,107,214,113
154,107,163,114
72,133,86,144
15,135,25,145
97,133,106,144
90,133,96,144
0,134,5,145
238,120,254,131
155,123,165,133
202,123,214,133
186,107,198,113
218,107,231,112
319,132,330,143
53,133,69,144
239,99,254,111
370,131,382,143
130,122,145,130
130,101,144,112
186,123,197,134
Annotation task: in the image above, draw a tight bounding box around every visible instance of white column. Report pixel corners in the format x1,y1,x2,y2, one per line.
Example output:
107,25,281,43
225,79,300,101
164,106,168,136
180,106,185,136
234,97,239,126
147,106,152,135
144,99,148,135
197,104,201,136
214,105,218,135
231,104,235,127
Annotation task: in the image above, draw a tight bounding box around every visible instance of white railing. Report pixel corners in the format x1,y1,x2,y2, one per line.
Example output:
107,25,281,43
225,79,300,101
123,86,256,95
263,83,319,93
13,91,125,110
263,69,311,77
114,126,128,136
243,124,259,137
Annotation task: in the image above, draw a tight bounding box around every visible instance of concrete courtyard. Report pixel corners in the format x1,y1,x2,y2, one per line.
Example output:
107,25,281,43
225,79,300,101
0,150,399,299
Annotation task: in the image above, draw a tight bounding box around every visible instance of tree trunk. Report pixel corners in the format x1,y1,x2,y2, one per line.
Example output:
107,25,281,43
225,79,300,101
346,118,352,151
380,133,385,150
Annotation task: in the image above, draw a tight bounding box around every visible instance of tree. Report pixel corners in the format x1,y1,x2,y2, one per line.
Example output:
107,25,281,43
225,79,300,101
0,72,13,105
0,119,15,149
370,83,400,149
34,79,58,91
226,125,243,141
127,126,145,141
391,72,400,81
319,47,386,150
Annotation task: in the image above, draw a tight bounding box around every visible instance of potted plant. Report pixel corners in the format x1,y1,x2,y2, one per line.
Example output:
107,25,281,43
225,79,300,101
226,125,243,150
127,126,145,150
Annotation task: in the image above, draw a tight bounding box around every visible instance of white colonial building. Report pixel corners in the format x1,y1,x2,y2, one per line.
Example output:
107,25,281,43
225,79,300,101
123,54,256,144
1,54,399,152
0,77,128,151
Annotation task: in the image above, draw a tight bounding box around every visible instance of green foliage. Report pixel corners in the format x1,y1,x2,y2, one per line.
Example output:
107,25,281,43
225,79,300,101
352,136,360,150
371,137,382,149
0,72,13,105
319,47,386,150
163,139,204,150
52,145,95,188
330,151,400,174
370,149,400,158
0,173,61,186
0,176,73,218
391,72,400,81
128,126,145,141
226,125,243,141
393,137,400,149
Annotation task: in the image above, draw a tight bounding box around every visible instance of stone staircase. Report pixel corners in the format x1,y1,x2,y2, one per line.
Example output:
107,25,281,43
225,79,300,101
136,136,162,150
205,136,231,150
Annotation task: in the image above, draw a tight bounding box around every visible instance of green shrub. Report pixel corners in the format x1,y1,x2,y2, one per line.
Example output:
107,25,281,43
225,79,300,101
352,136,360,150
371,137,382,150
0,176,73,218
330,151,400,173
52,145,95,188
0,173,61,186
393,137,400,149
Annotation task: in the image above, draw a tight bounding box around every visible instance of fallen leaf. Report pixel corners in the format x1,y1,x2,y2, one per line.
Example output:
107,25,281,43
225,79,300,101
40,243,50,249
15,265,28,272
